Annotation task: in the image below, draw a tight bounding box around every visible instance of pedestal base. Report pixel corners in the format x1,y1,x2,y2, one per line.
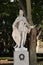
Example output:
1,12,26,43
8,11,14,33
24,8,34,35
14,48,29,65
36,46,43,53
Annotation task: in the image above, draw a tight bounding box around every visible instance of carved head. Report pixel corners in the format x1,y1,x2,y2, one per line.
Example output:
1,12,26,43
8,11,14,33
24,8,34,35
19,10,24,16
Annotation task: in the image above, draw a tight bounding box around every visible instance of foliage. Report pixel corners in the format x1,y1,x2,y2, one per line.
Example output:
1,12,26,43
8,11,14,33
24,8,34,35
31,0,43,29
0,0,19,56
0,0,43,56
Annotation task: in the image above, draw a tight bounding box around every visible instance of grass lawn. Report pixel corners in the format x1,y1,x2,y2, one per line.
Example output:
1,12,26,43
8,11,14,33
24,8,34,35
0,57,13,61
0,57,43,65
0,56,43,60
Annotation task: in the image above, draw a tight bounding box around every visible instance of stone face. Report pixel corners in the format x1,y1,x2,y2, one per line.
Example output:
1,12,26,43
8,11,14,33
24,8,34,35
14,48,29,65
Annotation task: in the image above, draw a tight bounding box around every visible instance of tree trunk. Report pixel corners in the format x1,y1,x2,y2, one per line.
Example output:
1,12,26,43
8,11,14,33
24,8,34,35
19,0,37,65
29,28,37,65
19,0,27,17
26,0,33,25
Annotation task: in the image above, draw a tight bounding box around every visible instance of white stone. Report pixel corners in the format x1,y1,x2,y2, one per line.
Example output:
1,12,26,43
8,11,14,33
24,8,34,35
14,48,29,65
14,47,27,51
36,46,43,53
12,10,34,48
36,41,43,53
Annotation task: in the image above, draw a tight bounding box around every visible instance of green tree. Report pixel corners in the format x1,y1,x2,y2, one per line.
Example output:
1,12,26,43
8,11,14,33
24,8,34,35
26,0,37,65
31,0,43,29
0,0,19,56
0,0,43,57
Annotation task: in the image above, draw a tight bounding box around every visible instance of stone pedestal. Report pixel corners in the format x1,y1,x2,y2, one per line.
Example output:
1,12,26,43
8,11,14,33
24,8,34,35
14,47,29,65
36,46,43,53
36,41,43,53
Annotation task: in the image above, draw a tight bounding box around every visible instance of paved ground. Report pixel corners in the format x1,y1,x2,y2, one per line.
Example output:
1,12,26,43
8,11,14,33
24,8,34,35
0,60,14,64
0,60,43,64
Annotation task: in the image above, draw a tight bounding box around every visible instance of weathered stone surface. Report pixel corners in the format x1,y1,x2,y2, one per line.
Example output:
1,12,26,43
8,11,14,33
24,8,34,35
36,41,43,53
14,48,29,65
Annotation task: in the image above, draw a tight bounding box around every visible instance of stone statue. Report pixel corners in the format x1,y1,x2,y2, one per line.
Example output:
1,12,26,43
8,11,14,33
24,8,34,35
12,10,35,48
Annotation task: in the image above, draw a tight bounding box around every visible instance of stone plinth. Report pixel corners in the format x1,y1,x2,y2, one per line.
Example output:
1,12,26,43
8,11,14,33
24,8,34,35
36,46,43,53
14,47,29,65
36,41,43,53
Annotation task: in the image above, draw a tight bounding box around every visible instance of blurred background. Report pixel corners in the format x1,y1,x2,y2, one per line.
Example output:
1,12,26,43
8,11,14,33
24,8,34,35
0,0,43,58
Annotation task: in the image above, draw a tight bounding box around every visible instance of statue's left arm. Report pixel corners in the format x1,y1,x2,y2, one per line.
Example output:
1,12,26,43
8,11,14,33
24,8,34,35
24,17,35,29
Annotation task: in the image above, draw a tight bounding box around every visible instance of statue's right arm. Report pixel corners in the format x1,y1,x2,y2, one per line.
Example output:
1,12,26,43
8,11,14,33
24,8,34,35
24,17,35,29
12,17,19,30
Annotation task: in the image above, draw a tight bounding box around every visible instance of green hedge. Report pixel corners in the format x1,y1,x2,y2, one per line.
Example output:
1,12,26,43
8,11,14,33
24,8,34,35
0,57,43,60
0,57,13,61
37,57,43,60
